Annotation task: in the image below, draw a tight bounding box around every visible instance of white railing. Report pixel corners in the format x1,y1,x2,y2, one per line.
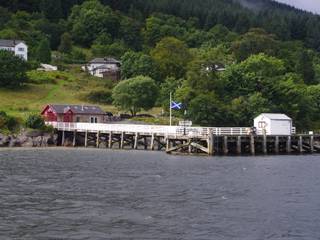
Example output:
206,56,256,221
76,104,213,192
46,122,251,137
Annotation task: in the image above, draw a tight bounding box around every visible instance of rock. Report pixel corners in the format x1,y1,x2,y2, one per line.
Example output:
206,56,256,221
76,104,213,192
9,138,21,147
20,138,34,147
26,130,43,138
0,131,58,148
0,135,10,147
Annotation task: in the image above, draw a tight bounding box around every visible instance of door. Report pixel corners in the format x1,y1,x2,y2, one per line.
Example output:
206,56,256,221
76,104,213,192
63,111,73,122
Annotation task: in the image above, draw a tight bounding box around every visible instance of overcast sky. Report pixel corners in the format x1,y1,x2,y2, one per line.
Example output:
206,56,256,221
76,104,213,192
275,0,320,14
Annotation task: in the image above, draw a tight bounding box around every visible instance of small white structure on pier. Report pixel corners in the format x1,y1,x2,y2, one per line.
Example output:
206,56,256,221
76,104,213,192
254,113,293,136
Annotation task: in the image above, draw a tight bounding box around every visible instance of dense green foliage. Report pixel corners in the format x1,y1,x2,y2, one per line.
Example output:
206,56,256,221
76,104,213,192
25,114,45,129
112,76,158,116
0,50,29,88
86,90,113,104
0,111,20,133
1,0,320,129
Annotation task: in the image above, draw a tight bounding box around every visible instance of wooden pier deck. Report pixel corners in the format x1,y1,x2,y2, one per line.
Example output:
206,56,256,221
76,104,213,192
47,122,320,155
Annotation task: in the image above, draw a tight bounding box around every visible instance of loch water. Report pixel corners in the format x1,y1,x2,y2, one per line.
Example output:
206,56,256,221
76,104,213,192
0,148,320,240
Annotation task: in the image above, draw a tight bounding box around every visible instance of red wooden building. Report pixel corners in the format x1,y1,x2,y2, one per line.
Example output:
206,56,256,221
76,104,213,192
41,104,106,123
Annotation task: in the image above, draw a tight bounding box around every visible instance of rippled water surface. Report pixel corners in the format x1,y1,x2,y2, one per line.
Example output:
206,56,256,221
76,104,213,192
1,149,320,240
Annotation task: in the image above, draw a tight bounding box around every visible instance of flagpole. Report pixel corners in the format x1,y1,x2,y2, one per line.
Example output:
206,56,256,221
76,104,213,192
169,91,172,126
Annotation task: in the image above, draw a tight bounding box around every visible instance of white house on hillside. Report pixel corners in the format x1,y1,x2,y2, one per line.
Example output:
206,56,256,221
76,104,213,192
0,39,28,61
82,57,121,80
254,113,294,136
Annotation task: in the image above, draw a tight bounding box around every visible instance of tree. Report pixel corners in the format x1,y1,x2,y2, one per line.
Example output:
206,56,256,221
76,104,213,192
0,50,29,88
151,37,192,80
227,93,270,126
121,51,160,81
186,45,234,92
0,111,19,132
91,41,128,59
221,53,285,99
187,93,225,126
112,76,158,116
25,114,45,129
69,0,120,46
40,0,63,21
58,32,73,54
296,50,316,85
231,28,279,61
36,38,51,63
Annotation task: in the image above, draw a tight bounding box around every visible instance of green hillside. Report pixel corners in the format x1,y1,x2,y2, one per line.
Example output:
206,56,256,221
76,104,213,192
0,66,118,118
0,0,320,131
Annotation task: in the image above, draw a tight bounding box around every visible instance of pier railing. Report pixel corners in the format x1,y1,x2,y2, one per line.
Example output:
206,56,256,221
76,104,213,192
46,122,251,137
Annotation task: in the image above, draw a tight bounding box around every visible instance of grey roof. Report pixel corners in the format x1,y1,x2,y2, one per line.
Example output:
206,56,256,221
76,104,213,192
258,113,292,120
0,39,25,47
93,64,112,70
50,104,105,115
89,57,121,64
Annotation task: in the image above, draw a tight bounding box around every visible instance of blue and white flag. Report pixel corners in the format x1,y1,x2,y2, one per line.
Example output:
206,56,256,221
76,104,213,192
171,101,182,110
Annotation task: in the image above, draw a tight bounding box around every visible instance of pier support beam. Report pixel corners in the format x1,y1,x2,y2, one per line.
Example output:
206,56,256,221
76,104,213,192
299,136,303,153
207,134,214,156
96,131,100,148
263,135,267,154
150,134,155,150
250,135,255,155
275,136,279,154
237,136,242,155
223,136,228,155
108,132,113,148
286,136,291,154
144,136,148,150
62,131,65,146
310,135,314,153
84,131,88,147
72,130,77,147
166,138,170,152
134,133,139,150
120,132,124,149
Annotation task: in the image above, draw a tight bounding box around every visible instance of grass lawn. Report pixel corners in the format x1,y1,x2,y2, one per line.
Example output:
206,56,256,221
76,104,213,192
0,65,163,121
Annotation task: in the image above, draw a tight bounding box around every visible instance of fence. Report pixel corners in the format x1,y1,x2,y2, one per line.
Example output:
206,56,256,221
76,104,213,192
46,122,254,137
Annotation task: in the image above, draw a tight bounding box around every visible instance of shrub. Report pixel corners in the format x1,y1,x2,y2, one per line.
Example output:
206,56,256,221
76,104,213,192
27,71,57,84
86,90,113,104
0,111,20,133
25,114,45,129
0,50,29,88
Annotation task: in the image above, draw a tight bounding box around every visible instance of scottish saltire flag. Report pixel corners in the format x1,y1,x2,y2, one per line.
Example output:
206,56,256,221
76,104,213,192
171,101,182,110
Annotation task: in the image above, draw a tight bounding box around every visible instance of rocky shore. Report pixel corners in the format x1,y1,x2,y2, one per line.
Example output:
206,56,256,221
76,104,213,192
0,130,58,148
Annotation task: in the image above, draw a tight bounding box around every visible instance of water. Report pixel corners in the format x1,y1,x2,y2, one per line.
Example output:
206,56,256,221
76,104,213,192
0,149,320,240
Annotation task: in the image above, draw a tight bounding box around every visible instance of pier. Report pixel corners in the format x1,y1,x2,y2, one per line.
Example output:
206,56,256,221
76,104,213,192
48,122,320,155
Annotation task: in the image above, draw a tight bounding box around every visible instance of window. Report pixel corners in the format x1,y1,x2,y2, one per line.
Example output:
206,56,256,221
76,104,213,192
90,117,98,123
18,48,24,52
258,121,267,128
76,117,80,122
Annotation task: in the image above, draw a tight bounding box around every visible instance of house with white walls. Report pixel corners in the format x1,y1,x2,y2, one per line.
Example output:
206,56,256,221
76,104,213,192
0,39,28,61
254,113,294,136
82,57,121,80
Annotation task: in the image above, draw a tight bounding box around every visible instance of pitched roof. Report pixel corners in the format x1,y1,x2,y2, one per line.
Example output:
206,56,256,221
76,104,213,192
93,64,113,70
48,104,105,115
258,113,292,120
0,39,25,47
89,57,121,64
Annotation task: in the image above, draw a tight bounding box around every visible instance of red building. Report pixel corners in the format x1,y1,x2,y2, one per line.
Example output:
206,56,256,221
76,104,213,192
41,104,106,123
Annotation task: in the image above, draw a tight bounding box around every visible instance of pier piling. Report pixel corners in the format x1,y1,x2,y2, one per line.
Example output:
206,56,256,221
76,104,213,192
51,122,320,156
